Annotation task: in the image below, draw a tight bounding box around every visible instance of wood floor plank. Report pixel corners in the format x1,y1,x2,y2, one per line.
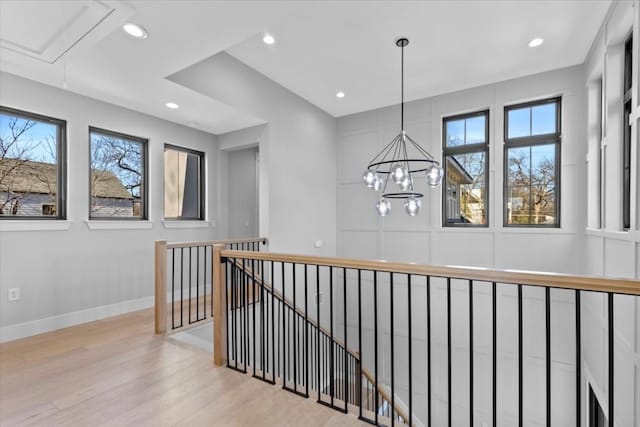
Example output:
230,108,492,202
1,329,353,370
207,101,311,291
0,307,367,427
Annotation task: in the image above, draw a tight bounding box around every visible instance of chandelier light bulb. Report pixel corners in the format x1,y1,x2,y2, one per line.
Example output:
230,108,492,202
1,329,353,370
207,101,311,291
426,165,444,188
373,174,384,192
391,164,407,184
376,198,391,216
404,197,422,216
400,175,413,191
363,170,376,188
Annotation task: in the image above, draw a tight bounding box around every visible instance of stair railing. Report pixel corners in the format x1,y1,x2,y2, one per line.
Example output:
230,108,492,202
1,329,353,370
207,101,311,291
212,248,639,427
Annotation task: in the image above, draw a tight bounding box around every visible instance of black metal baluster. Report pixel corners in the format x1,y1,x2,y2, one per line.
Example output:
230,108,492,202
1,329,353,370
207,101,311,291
171,248,175,329
427,276,432,427
343,267,348,411
316,265,321,402
358,269,363,420
330,266,335,407
252,258,256,376
492,282,497,427
244,257,249,372
282,262,286,387
293,263,297,393
260,259,265,379
305,264,309,397
374,271,379,425
545,287,551,427
225,258,230,365
196,246,200,321
408,274,413,427
271,260,276,383
518,284,523,427
233,258,238,369
469,280,474,427
180,248,184,328
390,272,395,427
608,293,614,427
447,277,452,427
575,290,581,427
188,247,192,324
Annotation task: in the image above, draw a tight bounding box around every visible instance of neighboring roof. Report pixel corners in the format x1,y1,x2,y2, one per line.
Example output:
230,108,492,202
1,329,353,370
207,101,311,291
0,159,132,199
446,157,474,185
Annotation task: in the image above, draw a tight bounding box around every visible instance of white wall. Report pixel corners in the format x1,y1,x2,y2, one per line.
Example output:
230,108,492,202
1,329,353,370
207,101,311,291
582,2,640,427
169,52,337,256
337,65,586,274
0,72,220,341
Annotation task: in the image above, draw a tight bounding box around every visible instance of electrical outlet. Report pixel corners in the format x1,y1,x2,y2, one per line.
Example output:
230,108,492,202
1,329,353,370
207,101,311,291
315,292,324,305
8,288,20,301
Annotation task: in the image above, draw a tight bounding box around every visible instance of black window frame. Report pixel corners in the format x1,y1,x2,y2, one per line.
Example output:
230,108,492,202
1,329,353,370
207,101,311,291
88,126,148,220
0,105,67,220
442,109,490,227
503,96,562,228
622,33,632,230
163,143,206,221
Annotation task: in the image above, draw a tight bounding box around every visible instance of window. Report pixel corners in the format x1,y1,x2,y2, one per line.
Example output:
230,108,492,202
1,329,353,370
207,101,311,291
89,127,147,219
504,97,561,227
164,145,205,220
442,110,489,226
0,106,66,219
622,34,632,230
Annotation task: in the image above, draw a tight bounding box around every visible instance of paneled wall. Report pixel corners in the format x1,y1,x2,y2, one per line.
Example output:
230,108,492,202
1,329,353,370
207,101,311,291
337,65,586,273
583,2,640,427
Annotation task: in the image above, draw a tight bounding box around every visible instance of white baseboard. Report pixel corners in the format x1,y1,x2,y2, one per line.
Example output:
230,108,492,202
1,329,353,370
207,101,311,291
0,296,154,343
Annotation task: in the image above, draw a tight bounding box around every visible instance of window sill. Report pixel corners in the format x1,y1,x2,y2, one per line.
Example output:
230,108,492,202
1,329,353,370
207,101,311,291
500,227,575,235
163,220,210,229
85,220,153,230
0,220,72,232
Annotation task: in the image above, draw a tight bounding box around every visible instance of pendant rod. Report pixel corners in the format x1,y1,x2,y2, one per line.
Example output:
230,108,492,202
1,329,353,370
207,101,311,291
401,42,404,132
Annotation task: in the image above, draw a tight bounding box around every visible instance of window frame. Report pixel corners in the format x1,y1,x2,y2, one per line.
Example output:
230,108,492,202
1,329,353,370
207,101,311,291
503,96,562,228
441,109,490,228
622,33,632,230
163,143,206,221
0,105,67,220
88,126,148,220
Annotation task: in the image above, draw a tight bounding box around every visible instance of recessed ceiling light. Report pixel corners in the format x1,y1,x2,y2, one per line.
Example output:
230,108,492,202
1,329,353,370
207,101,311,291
123,23,148,39
165,102,179,109
336,91,345,98
263,34,275,45
528,37,544,48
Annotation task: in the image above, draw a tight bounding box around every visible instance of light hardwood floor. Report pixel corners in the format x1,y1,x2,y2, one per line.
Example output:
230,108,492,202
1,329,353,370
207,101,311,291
0,308,366,427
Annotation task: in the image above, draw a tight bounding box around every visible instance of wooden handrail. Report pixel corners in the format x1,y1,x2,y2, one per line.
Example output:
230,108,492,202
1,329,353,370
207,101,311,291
360,366,411,424
219,250,640,296
167,237,268,249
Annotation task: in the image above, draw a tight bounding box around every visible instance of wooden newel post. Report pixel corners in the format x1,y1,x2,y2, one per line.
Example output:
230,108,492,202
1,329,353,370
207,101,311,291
154,240,167,334
213,244,227,366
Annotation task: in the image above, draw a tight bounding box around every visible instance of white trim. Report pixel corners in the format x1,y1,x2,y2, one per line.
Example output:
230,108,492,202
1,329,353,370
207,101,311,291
162,220,210,229
85,220,153,230
0,220,72,232
0,295,154,343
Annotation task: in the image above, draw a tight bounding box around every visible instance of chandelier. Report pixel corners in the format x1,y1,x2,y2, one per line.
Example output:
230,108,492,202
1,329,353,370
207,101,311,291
363,38,444,216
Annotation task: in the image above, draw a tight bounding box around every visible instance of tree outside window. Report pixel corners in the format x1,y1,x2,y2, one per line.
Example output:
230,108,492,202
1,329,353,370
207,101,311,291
89,127,147,219
0,107,66,218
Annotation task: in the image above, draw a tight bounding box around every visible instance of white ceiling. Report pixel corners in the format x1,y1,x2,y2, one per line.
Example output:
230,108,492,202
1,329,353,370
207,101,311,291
0,0,612,134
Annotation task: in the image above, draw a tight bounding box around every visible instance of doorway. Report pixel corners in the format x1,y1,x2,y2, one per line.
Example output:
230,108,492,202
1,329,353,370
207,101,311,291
226,146,259,238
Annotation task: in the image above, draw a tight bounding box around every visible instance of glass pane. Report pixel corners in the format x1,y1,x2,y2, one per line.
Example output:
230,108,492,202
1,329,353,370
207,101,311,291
507,107,530,139
506,144,557,225
445,119,464,147
164,148,202,219
465,115,486,144
90,131,144,218
0,112,59,217
444,151,486,225
531,102,557,135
